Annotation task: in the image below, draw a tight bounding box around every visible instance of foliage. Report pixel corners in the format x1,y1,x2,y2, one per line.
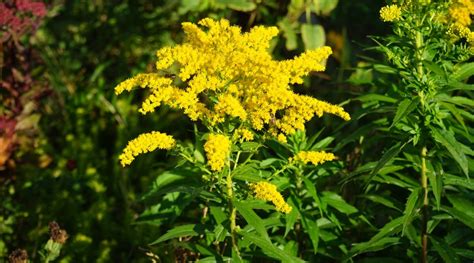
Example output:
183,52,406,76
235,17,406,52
0,0,472,262
343,0,474,261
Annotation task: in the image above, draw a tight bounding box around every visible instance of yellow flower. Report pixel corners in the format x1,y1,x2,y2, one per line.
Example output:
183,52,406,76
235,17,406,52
380,5,402,22
115,18,350,136
119,131,175,166
292,151,336,166
234,128,254,142
204,134,231,171
250,182,292,214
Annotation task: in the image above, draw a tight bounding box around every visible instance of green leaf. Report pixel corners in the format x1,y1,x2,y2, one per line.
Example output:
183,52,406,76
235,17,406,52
431,127,469,177
366,141,406,185
285,197,299,237
278,18,298,50
431,237,461,263
210,206,227,225
373,64,397,74
302,176,324,215
442,206,474,229
215,0,256,11
322,192,358,215
239,141,262,152
350,237,400,257
310,137,334,150
318,0,339,15
301,215,320,254
427,162,443,210
301,24,325,50
444,174,474,190
150,224,207,245
452,62,474,81
391,98,419,127
402,188,421,235
361,195,402,212
238,231,305,263
447,195,474,218
355,94,397,103
350,217,404,256
234,201,269,241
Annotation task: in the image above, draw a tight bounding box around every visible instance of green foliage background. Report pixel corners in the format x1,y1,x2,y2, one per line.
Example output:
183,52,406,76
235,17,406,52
1,0,472,262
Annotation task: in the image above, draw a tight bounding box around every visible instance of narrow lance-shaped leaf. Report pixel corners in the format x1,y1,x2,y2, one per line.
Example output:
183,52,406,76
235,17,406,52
431,127,469,177
365,141,407,186
402,188,421,235
238,231,305,263
150,224,207,245
391,98,419,128
234,201,270,241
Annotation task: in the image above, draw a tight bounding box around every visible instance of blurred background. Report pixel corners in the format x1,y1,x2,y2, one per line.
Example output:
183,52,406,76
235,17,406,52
1,0,389,261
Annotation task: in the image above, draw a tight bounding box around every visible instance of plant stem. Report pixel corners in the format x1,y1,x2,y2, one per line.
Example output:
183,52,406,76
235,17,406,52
226,162,240,258
421,146,428,263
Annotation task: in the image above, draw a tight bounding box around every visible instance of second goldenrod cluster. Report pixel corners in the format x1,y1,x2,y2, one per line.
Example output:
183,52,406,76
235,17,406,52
380,5,402,22
447,0,474,45
291,151,336,166
204,134,231,171
118,131,176,166
251,182,292,214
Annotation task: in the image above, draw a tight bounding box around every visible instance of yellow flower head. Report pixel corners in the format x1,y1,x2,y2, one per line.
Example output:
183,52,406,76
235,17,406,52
119,131,175,166
234,127,254,142
292,150,336,166
250,181,292,214
204,134,231,171
380,5,402,22
114,18,350,136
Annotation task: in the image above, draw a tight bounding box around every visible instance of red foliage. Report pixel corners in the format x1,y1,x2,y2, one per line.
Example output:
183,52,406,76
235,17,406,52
0,0,47,41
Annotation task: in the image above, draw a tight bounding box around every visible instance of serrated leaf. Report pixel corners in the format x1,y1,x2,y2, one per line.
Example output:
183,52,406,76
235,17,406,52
391,98,419,127
365,141,406,185
301,23,325,50
431,127,469,177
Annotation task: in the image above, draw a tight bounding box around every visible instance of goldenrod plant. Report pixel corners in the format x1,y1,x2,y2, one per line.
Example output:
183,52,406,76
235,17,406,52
115,18,351,261
344,0,473,261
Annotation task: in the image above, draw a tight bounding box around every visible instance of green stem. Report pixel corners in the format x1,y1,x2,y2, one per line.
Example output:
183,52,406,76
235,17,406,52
421,146,428,263
226,161,240,258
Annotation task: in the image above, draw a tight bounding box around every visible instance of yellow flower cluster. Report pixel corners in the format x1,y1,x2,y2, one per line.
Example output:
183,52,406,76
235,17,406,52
380,5,402,22
233,127,254,142
114,18,350,139
204,134,231,171
291,151,336,166
250,181,292,214
447,0,474,44
119,131,176,166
